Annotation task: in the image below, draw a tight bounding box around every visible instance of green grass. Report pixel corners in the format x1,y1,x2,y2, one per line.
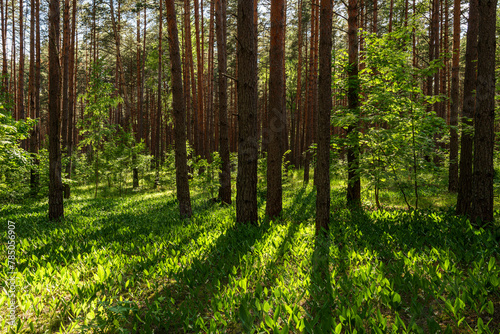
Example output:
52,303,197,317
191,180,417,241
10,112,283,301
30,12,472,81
1,172,499,333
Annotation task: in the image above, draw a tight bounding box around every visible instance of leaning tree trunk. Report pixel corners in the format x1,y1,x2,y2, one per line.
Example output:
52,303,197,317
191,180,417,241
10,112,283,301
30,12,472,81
48,0,64,220
165,0,192,218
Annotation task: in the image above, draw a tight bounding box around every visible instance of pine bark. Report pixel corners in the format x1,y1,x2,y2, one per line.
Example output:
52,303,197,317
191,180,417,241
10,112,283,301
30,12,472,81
64,0,76,199
61,0,70,151
293,0,303,167
48,0,64,220
266,0,286,220
166,0,192,218
28,0,37,194
1,0,7,90
17,0,24,131
194,0,205,158
236,0,258,224
316,0,333,233
155,0,163,171
470,0,497,224
448,0,460,192
216,0,231,204
456,0,478,216
346,0,361,206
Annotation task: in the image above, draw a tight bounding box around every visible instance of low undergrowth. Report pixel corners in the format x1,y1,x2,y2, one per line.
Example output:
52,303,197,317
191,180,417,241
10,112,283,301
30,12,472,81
1,180,499,333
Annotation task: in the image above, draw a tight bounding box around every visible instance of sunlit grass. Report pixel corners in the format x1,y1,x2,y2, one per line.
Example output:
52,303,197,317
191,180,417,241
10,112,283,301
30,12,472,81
0,168,499,333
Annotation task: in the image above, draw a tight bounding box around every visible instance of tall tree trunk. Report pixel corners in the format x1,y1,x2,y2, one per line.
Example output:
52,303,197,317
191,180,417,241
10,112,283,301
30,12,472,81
155,0,163,176
109,0,131,127
208,0,216,154
48,0,63,220
61,0,70,151
304,0,318,184
136,10,143,141
166,0,192,218
216,0,231,204
266,0,286,220
456,0,478,216
18,0,24,135
194,0,204,158
28,0,35,193
236,0,258,224
133,8,142,189
316,0,333,233
470,0,496,225
10,0,16,111
31,0,40,190
293,0,303,168
1,0,7,90
448,0,460,192
346,0,361,206
64,0,76,199
388,0,394,32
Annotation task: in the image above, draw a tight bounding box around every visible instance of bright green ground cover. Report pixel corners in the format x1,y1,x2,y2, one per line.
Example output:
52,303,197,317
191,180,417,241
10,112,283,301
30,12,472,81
1,174,499,333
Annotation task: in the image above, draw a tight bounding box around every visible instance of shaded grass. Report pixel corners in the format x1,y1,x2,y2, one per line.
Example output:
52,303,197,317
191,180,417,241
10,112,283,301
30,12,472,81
0,171,499,333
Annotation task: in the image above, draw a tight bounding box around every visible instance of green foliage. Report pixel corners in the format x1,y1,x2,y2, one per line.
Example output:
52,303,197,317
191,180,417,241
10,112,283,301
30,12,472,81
1,177,499,333
0,92,36,201
76,60,155,197
333,26,448,209
78,61,123,151
190,152,223,200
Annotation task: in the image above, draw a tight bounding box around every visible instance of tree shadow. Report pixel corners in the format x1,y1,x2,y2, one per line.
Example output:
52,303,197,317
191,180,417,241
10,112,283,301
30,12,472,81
305,232,336,333
139,219,273,333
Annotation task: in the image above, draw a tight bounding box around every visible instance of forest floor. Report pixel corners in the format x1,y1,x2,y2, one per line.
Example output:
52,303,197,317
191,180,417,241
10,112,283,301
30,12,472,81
1,171,500,333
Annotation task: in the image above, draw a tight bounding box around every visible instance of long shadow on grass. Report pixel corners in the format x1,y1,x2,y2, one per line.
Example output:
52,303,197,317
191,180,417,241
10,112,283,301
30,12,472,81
18,195,197,272
144,220,273,333
305,232,335,333
285,186,315,222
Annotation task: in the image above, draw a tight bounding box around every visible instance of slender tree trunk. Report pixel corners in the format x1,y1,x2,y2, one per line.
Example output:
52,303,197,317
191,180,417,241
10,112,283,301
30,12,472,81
448,0,460,192
208,0,216,153
266,0,286,220
48,0,63,220
346,0,361,206
10,0,16,111
133,8,142,188
109,0,131,127
304,0,318,184
216,0,231,204
236,0,258,224
470,0,496,225
194,0,205,158
136,10,143,141
61,0,70,152
28,0,36,194
31,0,40,189
18,0,24,134
60,0,70,195
316,0,333,233
166,0,192,218
155,0,163,179
1,0,7,90
456,0,478,216
293,0,303,168
388,0,394,32
64,0,76,198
